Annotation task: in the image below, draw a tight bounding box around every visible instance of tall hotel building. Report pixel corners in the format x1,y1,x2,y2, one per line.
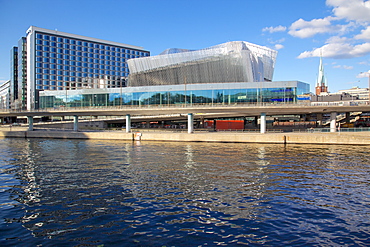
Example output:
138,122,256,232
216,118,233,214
11,26,150,110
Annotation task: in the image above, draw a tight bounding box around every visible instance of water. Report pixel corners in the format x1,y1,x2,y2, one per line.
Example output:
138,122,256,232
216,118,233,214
0,138,369,246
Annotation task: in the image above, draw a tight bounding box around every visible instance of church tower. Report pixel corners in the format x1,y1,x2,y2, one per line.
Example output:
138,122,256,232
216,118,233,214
315,56,328,95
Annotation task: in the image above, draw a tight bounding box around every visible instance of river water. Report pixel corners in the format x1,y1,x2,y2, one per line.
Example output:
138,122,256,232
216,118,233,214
0,138,369,246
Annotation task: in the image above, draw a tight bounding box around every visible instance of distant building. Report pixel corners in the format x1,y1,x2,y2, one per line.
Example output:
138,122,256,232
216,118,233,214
10,26,150,110
0,80,10,109
311,92,358,102
338,86,369,100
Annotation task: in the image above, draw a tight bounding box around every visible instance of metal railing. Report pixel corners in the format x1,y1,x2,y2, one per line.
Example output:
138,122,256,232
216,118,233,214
3,100,370,114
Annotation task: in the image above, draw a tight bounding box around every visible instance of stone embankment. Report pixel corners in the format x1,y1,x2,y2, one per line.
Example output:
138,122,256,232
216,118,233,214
1,129,370,145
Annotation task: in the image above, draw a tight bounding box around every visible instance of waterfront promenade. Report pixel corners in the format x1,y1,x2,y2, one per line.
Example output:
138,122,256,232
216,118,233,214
1,128,370,145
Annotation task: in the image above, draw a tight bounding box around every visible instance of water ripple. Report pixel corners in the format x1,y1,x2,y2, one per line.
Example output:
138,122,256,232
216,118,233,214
0,139,369,246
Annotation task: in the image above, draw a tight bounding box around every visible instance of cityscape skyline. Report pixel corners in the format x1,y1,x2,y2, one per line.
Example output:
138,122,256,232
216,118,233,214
0,0,370,93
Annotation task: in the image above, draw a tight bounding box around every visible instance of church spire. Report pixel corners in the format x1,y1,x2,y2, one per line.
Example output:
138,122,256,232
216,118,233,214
315,54,328,95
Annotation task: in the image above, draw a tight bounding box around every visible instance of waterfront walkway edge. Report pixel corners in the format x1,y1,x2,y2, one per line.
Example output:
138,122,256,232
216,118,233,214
1,130,370,145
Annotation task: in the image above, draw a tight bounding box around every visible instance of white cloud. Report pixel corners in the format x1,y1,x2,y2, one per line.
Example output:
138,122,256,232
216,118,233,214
274,44,284,50
333,64,354,69
355,26,370,40
297,41,370,58
262,25,287,33
266,0,370,60
357,70,370,78
288,17,340,38
326,35,349,43
268,38,285,44
344,65,354,69
327,0,370,23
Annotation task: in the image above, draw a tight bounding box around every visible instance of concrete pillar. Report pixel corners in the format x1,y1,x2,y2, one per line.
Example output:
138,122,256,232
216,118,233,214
126,114,131,133
27,116,34,131
317,113,323,127
146,121,150,129
188,113,194,133
260,112,266,134
330,112,337,132
73,115,79,131
345,112,350,123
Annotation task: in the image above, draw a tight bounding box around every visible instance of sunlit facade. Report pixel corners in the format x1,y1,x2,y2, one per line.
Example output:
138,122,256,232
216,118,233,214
0,80,10,110
128,41,277,87
12,26,150,110
39,81,309,108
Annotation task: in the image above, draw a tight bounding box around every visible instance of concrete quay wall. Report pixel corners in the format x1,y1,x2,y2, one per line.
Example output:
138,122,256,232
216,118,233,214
1,130,370,145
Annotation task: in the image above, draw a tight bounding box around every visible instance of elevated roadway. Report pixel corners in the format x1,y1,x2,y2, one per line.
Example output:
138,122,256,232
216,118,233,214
1,103,370,134
1,103,370,117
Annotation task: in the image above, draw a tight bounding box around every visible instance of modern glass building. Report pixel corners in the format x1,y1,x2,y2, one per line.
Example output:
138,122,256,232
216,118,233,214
12,26,150,110
39,81,310,109
10,47,18,107
36,40,309,110
17,37,28,110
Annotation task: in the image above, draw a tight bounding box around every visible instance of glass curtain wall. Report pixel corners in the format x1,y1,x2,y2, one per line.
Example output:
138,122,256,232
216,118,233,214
39,86,300,109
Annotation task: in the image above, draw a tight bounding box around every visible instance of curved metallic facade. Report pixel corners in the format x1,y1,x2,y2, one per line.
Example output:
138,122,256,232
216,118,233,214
128,41,277,87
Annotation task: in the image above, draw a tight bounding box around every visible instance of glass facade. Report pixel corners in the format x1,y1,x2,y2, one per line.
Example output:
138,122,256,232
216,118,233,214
33,31,150,91
18,37,27,110
10,47,18,104
39,81,310,109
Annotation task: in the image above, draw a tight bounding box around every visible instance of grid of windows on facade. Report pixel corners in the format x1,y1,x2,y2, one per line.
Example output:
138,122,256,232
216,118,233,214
34,33,149,91
18,37,27,109
39,87,301,109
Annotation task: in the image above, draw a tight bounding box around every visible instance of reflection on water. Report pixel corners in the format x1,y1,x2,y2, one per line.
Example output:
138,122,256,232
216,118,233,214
0,139,369,246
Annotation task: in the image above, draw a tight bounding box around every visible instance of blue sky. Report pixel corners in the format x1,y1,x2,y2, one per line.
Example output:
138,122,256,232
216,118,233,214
0,0,369,93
